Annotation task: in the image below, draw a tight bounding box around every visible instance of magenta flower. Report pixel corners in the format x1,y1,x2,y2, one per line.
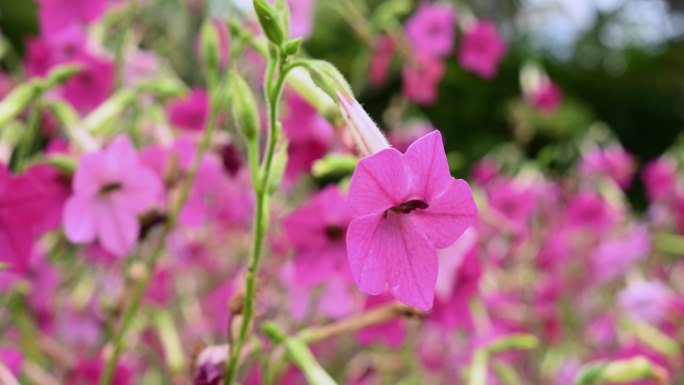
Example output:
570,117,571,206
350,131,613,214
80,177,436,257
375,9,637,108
37,0,107,34
62,53,115,115
287,0,316,39
346,131,477,310
167,88,210,131
405,3,456,57
283,186,352,286
63,136,163,257
0,348,23,377
458,21,507,79
402,53,445,105
527,78,563,113
642,157,678,201
618,280,673,325
369,35,395,86
0,170,49,271
580,146,636,189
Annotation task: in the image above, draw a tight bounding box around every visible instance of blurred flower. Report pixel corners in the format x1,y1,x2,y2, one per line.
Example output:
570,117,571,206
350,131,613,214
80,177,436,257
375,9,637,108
282,92,334,182
369,34,395,86
580,146,636,189
193,345,227,385
402,53,445,105
564,191,617,234
458,20,507,79
591,225,650,282
37,0,107,34
63,135,163,256
62,53,115,115
67,357,131,385
405,3,456,57
287,0,316,39
283,186,351,286
619,280,673,325
346,131,477,310
124,50,160,88
389,122,433,153
0,348,23,377
642,157,678,201
356,293,406,348
167,88,210,131
0,168,49,271
526,78,563,113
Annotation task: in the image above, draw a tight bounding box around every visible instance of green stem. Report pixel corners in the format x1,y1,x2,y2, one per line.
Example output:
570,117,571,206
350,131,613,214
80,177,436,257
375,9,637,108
98,83,219,385
222,49,291,385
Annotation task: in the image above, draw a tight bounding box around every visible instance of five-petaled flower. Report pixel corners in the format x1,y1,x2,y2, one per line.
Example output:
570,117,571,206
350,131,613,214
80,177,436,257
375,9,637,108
63,135,163,257
346,131,478,310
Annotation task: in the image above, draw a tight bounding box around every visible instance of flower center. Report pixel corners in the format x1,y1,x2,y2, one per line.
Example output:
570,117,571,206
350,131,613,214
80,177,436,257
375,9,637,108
100,182,123,195
388,199,429,215
325,225,344,241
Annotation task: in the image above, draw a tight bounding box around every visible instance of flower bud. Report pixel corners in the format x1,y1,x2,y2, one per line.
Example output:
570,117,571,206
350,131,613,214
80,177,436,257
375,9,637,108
200,18,221,77
253,0,286,45
229,71,260,142
82,89,136,134
193,345,228,385
43,64,82,90
336,91,390,157
0,83,40,127
304,60,353,101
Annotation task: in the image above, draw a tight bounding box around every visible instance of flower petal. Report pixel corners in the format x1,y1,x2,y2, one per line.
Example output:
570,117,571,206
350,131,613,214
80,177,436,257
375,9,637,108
114,167,163,214
347,148,409,217
404,130,452,201
412,178,478,248
96,201,139,257
385,215,438,310
63,196,98,243
346,213,388,295
73,152,110,197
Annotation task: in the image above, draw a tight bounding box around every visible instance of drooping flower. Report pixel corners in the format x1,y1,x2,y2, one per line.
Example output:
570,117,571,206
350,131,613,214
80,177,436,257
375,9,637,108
283,186,352,286
405,3,456,57
402,53,445,105
346,130,478,310
63,135,163,257
167,88,210,131
37,0,107,34
458,20,507,79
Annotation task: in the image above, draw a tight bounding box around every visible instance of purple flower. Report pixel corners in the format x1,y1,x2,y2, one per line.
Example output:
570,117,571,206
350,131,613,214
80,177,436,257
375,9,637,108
346,131,477,310
458,21,507,79
405,3,456,57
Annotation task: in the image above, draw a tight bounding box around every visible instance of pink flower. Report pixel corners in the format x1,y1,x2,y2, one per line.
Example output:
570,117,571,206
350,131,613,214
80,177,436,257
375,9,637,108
282,92,334,182
62,53,115,115
283,186,352,286
356,293,406,348
337,93,390,157
527,78,563,113
402,53,445,105
642,157,678,201
346,131,478,310
405,3,456,57
369,35,395,86
0,170,49,271
458,21,507,79
591,225,650,282
287,0,316,39
63,136,163,257
0,348,23,377
67,357,131,385
564,192,617,234
618,280,673,325
37,0,107,34
167,89,210,131
580,146,636,189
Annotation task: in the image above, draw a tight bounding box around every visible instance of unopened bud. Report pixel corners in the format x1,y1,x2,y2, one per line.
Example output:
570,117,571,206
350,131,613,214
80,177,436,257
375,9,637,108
82,89,136,134
229,71,260,142
283,37,303,57
304,60,353,101
253,0,286,45
200,19,221,77
268,137,288,194
336,92,390,157
193,345,228,385
0,83,40,127
44,64,82,90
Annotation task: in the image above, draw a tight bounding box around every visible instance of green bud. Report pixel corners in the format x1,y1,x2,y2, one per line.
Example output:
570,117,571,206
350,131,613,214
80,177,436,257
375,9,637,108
302,60,353,101
283,38,303,57
311,154,357,179
155,310,185,373
229,71,260,141
573,357,668,385
0,83,40,127
253,0,286,45
200,18,222,76
136,78,188,99
43,154,77,174
486,334,539,354
82,89,136,134
43,64,82,90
